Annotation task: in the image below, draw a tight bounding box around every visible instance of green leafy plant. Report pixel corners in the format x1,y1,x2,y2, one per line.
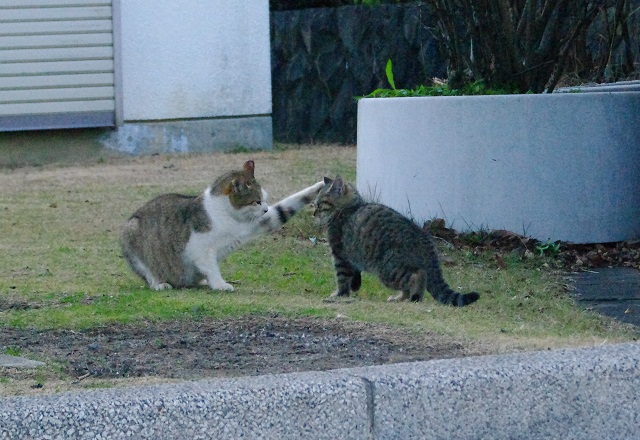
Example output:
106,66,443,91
363,59,521,98
536,241,561,257
385,58,396,90
353,2,637,97
3,346,21,356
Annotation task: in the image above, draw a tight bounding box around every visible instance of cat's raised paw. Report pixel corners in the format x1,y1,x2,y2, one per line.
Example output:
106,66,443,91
312,181,325,192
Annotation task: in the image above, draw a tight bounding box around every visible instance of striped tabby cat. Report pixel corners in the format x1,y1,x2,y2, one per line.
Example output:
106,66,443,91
313,176,479,306
121,160,323,291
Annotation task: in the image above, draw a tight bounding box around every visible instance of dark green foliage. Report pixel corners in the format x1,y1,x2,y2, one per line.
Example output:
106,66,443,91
364,81,521,97
429,0,637,93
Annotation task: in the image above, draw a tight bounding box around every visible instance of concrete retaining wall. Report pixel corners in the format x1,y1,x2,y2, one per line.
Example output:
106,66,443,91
1,342,638,439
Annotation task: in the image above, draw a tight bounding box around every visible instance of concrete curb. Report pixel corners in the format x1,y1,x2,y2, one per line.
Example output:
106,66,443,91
1,342,638,439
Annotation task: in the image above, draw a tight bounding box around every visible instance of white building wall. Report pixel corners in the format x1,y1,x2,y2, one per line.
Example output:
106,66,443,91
119,0,271,121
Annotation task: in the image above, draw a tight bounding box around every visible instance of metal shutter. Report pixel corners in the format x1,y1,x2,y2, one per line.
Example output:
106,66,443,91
0,0,115,131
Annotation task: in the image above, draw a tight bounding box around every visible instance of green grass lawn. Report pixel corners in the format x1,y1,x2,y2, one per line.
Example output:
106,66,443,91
1,145,637,354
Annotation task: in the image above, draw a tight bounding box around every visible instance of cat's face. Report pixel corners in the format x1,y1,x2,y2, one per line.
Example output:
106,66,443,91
313,176,351,224
230,181,268,220
214,160,269,219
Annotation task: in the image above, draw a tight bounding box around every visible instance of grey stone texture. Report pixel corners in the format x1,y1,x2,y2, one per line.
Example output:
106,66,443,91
271,4,445,144
2,342,638,439
571,266,640,327
1,372,370,440
358,343,640,439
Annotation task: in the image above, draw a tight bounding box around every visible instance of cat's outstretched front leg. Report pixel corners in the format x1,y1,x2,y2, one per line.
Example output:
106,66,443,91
258,181,324,232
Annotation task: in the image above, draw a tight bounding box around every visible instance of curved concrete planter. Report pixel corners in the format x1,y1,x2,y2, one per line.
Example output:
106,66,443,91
356,92,640,243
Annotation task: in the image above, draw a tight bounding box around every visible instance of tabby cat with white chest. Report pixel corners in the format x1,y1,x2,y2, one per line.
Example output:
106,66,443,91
121,160,323,291
313,176,479,306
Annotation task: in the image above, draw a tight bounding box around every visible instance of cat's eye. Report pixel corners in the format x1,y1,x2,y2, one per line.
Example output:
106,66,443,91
254,201,262,205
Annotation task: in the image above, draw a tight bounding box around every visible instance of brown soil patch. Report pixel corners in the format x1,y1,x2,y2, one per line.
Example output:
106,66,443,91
0,315,485,396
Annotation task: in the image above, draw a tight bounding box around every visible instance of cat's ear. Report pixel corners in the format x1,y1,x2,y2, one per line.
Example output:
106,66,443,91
323,176,333,186
243,160,255,179
329,176,344,195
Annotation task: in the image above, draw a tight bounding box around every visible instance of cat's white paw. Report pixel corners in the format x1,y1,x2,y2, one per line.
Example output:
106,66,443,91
308,181,325,196
329,289,342,298
210,281,234,291
153,282,173,291
387,292,409,302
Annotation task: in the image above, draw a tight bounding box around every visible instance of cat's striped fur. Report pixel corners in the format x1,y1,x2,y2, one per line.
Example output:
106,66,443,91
314,176,479,306
121,160,323,291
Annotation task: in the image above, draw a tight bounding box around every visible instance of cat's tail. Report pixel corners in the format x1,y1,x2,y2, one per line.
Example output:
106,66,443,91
424,250,480,307
429,282,480,307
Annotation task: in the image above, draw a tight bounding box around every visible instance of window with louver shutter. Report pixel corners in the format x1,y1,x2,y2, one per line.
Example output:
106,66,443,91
0,0,116,131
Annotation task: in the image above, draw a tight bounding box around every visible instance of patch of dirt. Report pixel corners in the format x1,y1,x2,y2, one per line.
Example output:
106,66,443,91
0,315,485,396
425,219,640,271
0,296,41,312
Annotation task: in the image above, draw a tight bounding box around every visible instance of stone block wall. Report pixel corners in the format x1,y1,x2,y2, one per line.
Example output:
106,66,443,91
271,4,445,144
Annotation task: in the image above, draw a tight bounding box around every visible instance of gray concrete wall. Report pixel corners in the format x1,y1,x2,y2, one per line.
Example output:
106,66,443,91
0,115,272,166
2,342,638,439
100,116,273,155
